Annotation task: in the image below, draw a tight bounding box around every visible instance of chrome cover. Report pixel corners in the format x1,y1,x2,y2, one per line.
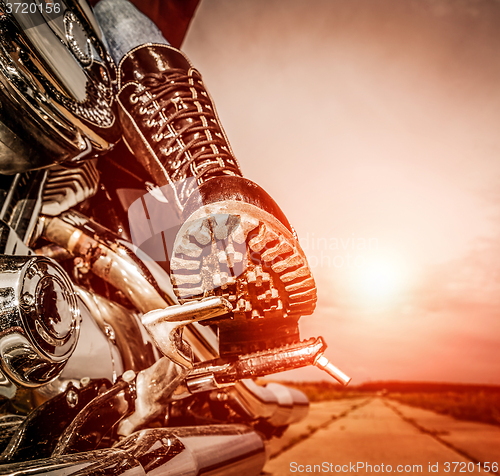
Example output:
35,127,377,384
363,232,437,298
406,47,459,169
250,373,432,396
230,379,309,427
0,255,80,389
0,0,121,173
0,425,266,475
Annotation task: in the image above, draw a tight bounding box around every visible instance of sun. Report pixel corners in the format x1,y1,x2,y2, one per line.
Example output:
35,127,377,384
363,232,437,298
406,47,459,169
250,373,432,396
352,255,407,305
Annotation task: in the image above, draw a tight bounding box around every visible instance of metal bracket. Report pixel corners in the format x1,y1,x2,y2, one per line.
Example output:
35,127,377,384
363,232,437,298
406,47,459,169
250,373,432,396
141,296,232,369
141,296,351,390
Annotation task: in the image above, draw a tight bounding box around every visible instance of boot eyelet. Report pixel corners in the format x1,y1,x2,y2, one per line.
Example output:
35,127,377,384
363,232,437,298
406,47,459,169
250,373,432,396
153,133,163,142
130,93,139,104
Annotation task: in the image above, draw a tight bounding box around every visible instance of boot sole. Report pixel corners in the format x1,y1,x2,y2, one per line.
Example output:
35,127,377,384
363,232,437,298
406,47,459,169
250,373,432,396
170,200,317,321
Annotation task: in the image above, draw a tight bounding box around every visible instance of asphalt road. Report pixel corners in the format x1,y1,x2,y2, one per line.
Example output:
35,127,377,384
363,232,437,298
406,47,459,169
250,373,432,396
263,398,500,476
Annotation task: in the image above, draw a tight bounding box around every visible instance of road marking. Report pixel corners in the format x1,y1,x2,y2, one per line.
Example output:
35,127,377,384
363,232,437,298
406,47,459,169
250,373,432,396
384,399,500,475
270,398,373,460
265,398,485,475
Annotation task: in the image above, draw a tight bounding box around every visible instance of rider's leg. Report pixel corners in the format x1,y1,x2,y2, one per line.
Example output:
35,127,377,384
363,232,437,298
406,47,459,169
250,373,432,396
94,0,317,355
93,0,169,64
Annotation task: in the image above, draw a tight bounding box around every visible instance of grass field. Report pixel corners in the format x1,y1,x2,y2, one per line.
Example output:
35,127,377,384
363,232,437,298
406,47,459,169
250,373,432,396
277,380,363,402
277,381,500,426
388,391,500,426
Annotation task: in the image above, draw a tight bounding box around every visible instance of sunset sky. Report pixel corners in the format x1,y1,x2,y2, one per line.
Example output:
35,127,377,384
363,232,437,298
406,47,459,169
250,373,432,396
182,0,500,385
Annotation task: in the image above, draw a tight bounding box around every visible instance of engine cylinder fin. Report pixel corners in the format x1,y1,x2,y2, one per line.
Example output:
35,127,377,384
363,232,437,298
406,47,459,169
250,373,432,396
42,160,99,216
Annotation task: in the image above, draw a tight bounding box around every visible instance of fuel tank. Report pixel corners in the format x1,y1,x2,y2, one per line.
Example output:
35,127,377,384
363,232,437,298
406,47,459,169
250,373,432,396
0,0,121,173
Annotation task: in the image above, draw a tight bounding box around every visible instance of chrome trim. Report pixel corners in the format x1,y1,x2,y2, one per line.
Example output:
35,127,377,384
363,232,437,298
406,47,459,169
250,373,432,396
41,160,100,217
0,221,32,257
41,211,175,313
75,287,156,373
0,0,120,173
185,337,326,387
141,297,232,369
0,170,47,246
0,255,80,388
43,292,123,398
52,379,135,456
265,382,309,427
230,380,309,427
0,448,143,475
0,425,266,476
118,425,267,476
63,11,93,68
116,357,187,437
315,354,352,386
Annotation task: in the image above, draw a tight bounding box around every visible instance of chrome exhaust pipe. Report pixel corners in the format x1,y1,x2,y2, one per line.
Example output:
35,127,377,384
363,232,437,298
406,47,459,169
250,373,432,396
232,380,309,427
40,211,207,361
118,425,267,476
0,425,266,476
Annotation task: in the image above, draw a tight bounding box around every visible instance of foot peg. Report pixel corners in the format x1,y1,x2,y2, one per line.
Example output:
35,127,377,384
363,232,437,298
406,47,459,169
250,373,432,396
186,337,352,393
142,299,351,386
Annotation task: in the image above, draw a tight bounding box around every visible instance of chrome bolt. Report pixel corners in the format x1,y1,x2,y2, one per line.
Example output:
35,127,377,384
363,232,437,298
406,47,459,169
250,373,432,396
74,257,89,274
66,389,79,408
26,266,37,279
104,324,116,342
122,370,136,383
216,392,229,402
21,292,34,306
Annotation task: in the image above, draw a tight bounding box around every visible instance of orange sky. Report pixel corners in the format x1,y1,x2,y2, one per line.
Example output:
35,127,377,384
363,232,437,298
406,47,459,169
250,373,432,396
183,0,500,384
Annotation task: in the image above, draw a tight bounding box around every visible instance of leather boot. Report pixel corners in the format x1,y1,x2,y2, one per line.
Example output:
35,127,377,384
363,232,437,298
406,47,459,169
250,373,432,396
116,44,316,354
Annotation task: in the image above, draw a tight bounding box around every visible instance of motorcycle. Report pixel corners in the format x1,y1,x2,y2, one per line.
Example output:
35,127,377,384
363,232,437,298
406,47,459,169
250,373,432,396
0,1,350,474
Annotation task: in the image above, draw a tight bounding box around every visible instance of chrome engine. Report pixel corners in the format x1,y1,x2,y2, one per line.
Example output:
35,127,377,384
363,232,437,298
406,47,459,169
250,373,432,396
0,166,350,473
0,0,121,174
0,1,351,474
41,160,99,216
0,176,355,476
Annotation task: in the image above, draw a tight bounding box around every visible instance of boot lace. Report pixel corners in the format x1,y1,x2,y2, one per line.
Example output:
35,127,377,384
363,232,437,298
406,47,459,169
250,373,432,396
132,70,241,185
